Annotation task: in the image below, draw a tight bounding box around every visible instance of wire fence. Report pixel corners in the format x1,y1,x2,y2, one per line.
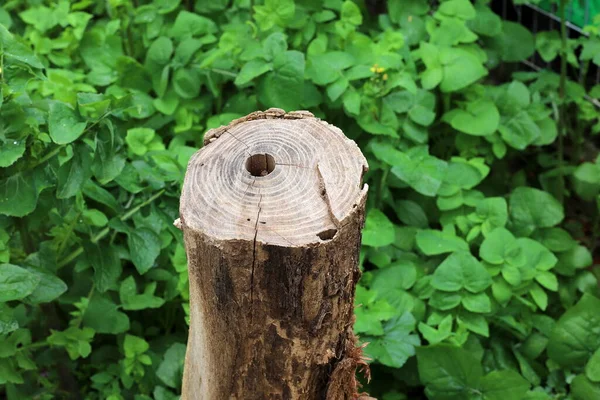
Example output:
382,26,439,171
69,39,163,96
491,0,600,88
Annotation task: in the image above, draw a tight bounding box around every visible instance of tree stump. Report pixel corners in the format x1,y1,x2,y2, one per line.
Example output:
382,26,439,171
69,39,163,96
177,108,369,399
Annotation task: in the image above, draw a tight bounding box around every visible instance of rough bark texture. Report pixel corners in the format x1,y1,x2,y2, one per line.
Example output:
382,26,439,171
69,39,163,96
178,108,369,399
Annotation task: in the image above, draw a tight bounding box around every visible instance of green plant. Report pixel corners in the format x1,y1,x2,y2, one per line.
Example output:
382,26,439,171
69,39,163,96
0,0,599,399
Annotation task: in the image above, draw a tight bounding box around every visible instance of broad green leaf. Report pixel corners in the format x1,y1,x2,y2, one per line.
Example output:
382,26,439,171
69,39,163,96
48,102,87,145
157,343,186,388
362,209,395,247
509,187,564,235
0,24,43,68
548,294,600,368
126,128,165,156
586,348,600,383
24,267,67,304
417,344,482,399
235,59,272,86
447,100,499,136
57,145,93,199
342,90,361,115
395,200,428,228
458,312,489,337
416,230,468,255
83,293,130,334
253,0,295,31
86,243,122,293
431,251,492,293
0,170,41,217
572,162,600,201
499,111,540,150
439,47,487,92
0,140,26,168
128,228,162,274
364,313,420,368
146,36,173,65
571,374,600,400
480,370,530,400
0,264,40,302
169,11,217,39
487,21,535,62
467,4,502,37
48,327,95,360
119,276,165,310
462,292,491,313
480,227,515,264
258,51,305,111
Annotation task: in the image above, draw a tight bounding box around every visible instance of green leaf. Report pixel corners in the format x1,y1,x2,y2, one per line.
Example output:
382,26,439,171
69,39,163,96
0,170,39,217
439,47,487,92
548,294,600,368
169,11,217,39
487,21,535,62
417,344,482,399
0,24,43,68
509,187,564,235
146,36,174,65
327,76,349,102
572,162,600,201
253,0,295,31
586,348,600,383
48,327,95,360
83,293,130,334
0,140,26,168
499,111,540,150
86,243,122,293
364,313,420,368
126,128,164,156
340,0,362,25
480,227,515,264
119,276,165,310
480,370,530,400
395,200,428,228
462,292,491,313
362,209,395,247
571,374,600,400
23,267,67,304
258,51,305,111
235,59,272,86
48,101,87,145
342,90,361,115
128,228,162,274
156,343,186,388
416,230,468,255
431,251,492,293
57,145,93,199
0,264,40,302
447,100,499,136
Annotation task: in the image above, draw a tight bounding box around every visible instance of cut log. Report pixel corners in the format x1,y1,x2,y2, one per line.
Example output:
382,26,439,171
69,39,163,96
178,108,369,399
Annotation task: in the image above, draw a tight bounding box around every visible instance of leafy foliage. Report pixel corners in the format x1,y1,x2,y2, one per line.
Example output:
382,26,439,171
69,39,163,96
0,0,599,399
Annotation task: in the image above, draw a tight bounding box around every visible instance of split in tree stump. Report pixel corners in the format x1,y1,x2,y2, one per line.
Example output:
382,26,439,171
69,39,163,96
177,108,369,399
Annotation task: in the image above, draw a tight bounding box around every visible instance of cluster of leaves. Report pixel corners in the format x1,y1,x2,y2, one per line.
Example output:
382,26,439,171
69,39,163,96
0,0,599,399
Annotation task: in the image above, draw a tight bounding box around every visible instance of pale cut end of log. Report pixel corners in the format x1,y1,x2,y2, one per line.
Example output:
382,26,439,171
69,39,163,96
179,108,370,399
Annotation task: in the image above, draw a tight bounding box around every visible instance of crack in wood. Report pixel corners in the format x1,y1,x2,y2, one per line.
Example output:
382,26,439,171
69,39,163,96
250,193,262,322
316,163,341,229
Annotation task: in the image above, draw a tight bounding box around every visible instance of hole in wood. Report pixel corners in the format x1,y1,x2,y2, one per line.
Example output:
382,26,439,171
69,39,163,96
245,153,275,177
317,229,338,241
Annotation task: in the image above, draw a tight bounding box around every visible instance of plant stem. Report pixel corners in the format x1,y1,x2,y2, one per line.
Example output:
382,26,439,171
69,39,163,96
377,167,390,209
57,189,166,268
557,0,568,205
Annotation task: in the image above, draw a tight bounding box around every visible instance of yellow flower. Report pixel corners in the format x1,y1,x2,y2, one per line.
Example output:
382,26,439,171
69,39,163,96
383,73,388,81
376,67,385,73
